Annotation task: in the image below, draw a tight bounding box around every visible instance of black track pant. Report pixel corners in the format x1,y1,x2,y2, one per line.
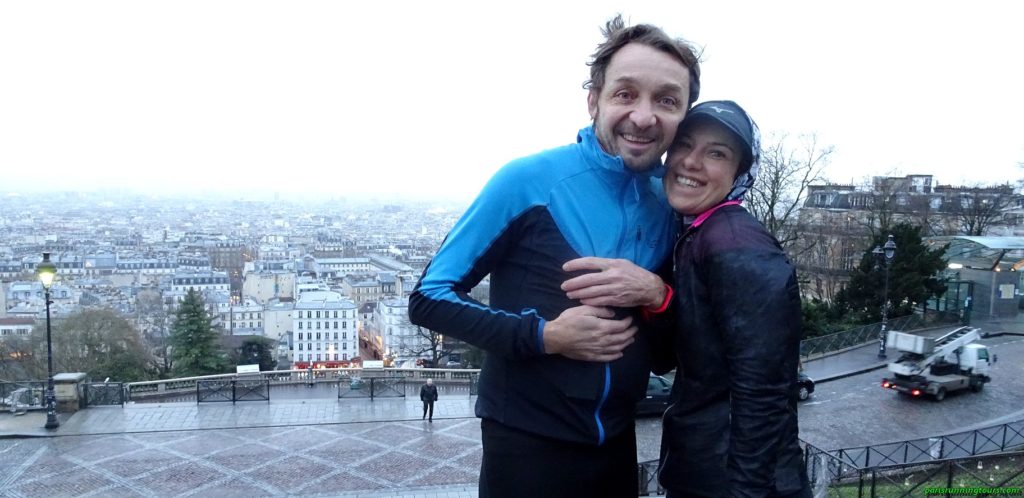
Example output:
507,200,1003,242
479,418,637,498
422,401,434,420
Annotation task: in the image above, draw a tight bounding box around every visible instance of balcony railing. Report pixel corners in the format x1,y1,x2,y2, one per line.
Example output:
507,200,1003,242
125,367,481,402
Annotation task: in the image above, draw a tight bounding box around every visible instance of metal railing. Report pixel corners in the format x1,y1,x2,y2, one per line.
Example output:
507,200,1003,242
125,367,481,402
638,459,665,496
0,381,45,412
826,420,1024,469
196,378,270,403
81,382,125,407
337,377,406,400
800,311,959,359
806,445,1024,498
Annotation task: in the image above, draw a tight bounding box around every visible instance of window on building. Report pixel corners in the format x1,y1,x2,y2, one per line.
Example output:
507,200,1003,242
307,311,312,319
342,343,348,350
298,343,303,350
342,321,347,329
333,332,338,340
298,322,303,330
333,311,338,318
317,354,321,361
343,353,348,360
343,332,347,340
316,310,321,319
316,332,321,340
316,321,321,329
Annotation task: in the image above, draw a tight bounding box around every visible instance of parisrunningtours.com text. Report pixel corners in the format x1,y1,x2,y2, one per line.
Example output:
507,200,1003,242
924,487,1022,496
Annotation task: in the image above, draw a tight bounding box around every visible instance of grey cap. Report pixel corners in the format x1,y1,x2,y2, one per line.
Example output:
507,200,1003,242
684,100,761,201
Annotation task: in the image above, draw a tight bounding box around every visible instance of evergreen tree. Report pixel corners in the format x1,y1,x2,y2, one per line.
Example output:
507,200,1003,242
170,290,226,377
836,222,948,322
232,337,278,372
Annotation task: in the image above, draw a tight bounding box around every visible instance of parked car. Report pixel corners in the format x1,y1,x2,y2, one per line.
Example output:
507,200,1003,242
797,372,815,401
635,374,673,417
635,371,813,416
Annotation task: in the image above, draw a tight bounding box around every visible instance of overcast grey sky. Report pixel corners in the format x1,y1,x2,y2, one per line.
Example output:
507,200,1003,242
2,1,1022,201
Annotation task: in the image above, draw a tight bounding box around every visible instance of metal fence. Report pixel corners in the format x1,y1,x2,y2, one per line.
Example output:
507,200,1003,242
337,377,406,400
825,421,1024,469
806,446,1024,498
196,378,270,403
126,367,481,402
0,381,45,412
800,311,959,359
80,382,125,407
638,459,665,496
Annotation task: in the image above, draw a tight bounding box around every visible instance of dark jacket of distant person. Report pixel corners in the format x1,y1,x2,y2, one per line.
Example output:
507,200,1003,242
420,383,438,403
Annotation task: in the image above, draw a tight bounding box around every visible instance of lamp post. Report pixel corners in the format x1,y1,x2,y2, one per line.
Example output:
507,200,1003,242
35,252,60,430
872,235,897,359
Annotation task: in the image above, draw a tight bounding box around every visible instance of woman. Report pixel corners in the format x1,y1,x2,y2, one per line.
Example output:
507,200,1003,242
657,101,810,498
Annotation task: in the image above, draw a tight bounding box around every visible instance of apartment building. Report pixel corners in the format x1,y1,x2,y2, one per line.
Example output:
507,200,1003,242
291,291,358,368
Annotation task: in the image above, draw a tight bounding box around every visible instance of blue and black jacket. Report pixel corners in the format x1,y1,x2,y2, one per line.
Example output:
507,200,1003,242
409,126,674,445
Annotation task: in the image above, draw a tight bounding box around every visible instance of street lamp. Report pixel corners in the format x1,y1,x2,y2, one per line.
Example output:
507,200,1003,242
35,252,60,430
872,235,897,359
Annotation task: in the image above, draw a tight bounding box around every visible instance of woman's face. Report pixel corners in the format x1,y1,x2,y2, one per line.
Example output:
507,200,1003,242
662,119,743,215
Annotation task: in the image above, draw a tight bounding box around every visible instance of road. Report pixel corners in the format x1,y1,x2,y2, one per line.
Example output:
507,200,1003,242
795,333,1024,449
637,333,1024,459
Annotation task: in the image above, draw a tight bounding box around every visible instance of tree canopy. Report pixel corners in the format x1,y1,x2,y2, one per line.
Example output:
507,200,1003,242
30,308,154,382
231,337,278,372
835,222,948,322
170,290,227,377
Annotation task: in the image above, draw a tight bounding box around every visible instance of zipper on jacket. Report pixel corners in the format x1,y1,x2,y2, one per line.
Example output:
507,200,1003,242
635,225,642,261
614,180,631,256
593,363,612,445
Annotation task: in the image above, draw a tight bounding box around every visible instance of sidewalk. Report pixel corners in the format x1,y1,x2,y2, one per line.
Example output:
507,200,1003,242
1,397,485,498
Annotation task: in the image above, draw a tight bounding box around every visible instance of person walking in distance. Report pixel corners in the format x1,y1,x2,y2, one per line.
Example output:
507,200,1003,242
420,378,438,422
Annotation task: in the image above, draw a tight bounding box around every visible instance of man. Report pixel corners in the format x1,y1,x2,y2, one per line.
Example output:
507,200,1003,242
420,378,438,422
408,15,700,498
567,102,811,497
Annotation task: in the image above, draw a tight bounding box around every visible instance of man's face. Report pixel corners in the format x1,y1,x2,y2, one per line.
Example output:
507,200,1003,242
588,43,691,172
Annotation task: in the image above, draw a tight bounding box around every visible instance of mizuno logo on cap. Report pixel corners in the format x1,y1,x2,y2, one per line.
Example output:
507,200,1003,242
708,105,734,114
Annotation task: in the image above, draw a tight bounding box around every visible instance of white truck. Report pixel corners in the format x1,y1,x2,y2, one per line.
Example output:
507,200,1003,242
881,326,994,401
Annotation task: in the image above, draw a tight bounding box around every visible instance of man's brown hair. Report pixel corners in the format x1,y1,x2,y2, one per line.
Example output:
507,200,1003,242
584,14,701,107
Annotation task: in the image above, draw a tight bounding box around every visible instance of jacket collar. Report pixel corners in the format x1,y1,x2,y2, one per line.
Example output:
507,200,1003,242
577,125,666,179
681,199,744,228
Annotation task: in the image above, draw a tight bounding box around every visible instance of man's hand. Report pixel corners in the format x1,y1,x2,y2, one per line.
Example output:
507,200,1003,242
562,257,665,308
542,305,637,362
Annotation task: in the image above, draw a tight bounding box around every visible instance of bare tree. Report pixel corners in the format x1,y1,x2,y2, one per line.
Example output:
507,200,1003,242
906,195,957,237
0,335,31,381
848,173,903,241
946,184,1015,235
409,324,450,368
137,288,173,377
745,132,832,252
